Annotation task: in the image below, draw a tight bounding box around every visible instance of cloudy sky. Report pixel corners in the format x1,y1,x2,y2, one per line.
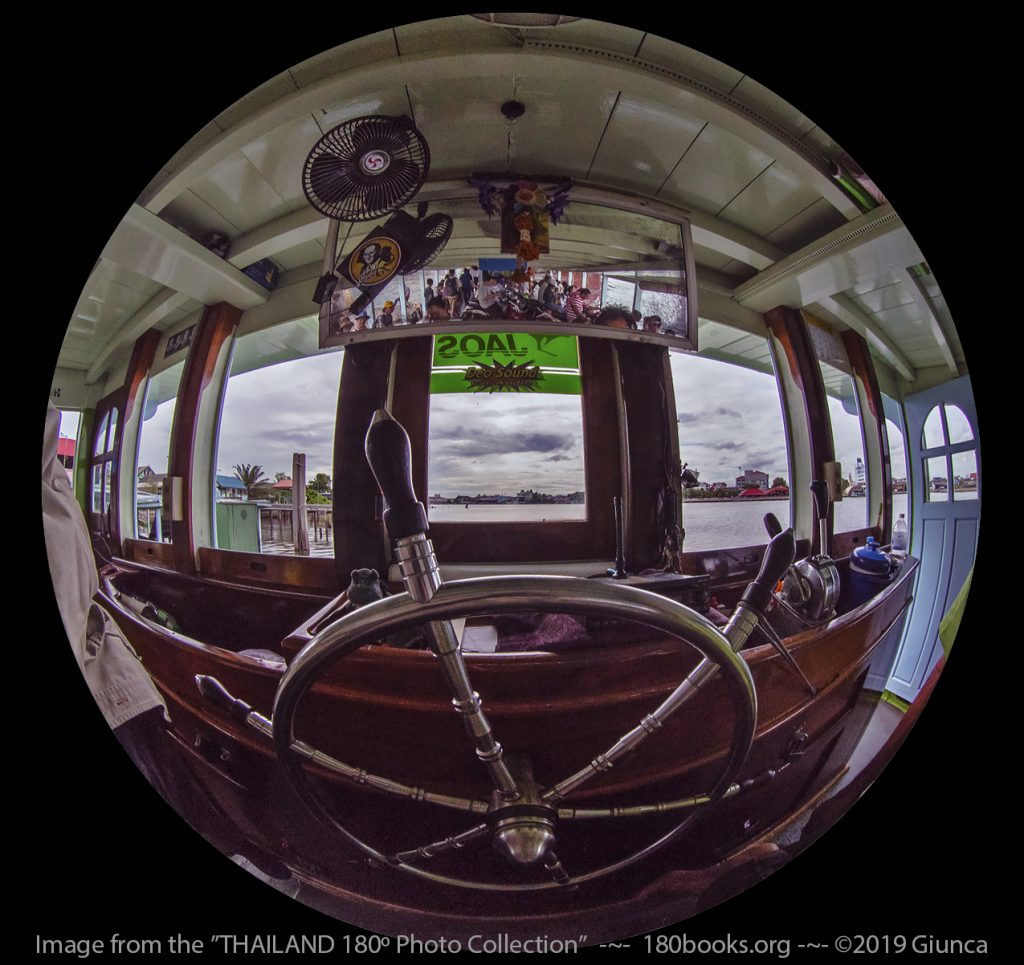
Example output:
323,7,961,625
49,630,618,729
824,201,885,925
127,335,906,499
428,393,585,497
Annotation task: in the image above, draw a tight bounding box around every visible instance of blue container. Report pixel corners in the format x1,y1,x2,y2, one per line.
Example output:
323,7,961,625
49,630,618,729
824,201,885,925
846,537,897,609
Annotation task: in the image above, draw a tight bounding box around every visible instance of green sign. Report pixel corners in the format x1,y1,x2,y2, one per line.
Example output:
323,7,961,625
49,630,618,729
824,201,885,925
430,332,581,395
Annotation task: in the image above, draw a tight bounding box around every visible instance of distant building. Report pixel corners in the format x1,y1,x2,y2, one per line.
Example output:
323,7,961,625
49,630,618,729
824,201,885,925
855,457,866,485
735,469,769,490
57,436,76,471
216,475,247,499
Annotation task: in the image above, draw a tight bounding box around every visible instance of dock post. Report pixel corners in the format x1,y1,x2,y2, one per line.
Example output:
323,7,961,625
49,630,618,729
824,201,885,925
293,452,309,556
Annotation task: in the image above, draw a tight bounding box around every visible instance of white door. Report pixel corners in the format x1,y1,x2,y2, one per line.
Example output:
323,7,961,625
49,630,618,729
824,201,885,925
886,375,980,700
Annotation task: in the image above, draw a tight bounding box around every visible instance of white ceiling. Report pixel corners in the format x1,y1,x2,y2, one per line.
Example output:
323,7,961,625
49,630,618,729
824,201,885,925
55,15,967,392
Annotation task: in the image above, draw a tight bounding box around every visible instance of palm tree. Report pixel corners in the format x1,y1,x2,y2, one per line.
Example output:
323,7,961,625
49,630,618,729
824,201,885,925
233,463,267,500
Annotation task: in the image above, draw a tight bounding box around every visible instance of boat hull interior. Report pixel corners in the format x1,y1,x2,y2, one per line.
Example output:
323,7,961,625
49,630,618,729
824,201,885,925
38,15,988,949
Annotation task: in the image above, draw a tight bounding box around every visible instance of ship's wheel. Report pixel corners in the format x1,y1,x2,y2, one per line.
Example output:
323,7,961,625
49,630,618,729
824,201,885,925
268,575,757,891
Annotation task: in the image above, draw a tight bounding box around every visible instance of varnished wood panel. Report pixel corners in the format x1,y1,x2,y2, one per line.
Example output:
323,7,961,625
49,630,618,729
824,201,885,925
198,546,338,596
765,307,835,554
843,329,891,541
167,303,242,573
332,340,394,580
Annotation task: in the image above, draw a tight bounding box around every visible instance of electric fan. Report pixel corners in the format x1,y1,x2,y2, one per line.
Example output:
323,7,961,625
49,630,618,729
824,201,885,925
400,213,454,273
302,115,430,222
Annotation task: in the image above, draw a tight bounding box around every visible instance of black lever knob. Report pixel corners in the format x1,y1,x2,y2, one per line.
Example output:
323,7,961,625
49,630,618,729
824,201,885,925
195,675,253,722
740,528,796,614
763,513,783,538
364,409,429,541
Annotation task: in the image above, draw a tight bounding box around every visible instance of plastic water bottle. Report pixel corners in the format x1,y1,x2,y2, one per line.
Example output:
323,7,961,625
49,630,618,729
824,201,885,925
891,513,909,558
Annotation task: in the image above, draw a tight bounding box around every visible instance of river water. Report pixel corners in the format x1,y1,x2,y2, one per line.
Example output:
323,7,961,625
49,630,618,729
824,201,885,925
428,493,916,551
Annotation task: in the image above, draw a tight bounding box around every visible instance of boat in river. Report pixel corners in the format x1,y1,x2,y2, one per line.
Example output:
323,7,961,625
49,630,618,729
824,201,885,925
42,15,983,946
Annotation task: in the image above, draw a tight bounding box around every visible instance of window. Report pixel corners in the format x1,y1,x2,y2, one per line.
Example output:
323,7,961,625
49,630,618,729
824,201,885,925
807,322,868,531
214,316,343,555
427,331,586,521
920,403,979,504
55,409,81,493
670,319,790,551
91,404,119,515
136,362,184,541
882,393,910,528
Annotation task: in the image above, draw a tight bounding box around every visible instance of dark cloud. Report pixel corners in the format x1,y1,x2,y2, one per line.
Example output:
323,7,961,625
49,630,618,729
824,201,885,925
678,407,740,425
431,429,575,457
256,424,336,446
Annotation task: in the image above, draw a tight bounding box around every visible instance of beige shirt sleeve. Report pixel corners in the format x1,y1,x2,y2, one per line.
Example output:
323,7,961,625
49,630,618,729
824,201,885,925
42,403,166,728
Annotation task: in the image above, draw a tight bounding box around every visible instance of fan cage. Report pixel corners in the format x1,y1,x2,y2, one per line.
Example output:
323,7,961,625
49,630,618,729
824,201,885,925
303,115,431,223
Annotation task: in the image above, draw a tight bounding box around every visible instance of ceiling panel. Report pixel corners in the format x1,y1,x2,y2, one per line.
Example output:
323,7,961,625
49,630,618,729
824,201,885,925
801,125,843,159
93,261,168,297
509,76,619,178
588,93,705,193
717,162,822,236
766,197,846,251
848,282,914,315
159,121,226,186
239,114,328,207
730,76,816,140
633,36,743,94
869,303,926,331
215,71,299,133
395,16,522,55
290,31,400,89
318,86,412,132
716,260,759,284
531,19,647,55
272,238,325,272
161,189,244,240
408,75,520,178
691,243,732,271
658,123,773,213
850,270,905,296
190,152,289,234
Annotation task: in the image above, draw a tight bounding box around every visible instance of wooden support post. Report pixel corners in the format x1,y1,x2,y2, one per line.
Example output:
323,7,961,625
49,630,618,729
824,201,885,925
293,453,309,556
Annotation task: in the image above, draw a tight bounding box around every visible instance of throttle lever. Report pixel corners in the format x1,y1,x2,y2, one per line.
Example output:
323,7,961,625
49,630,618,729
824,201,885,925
738,527,796,617
365,408,429,542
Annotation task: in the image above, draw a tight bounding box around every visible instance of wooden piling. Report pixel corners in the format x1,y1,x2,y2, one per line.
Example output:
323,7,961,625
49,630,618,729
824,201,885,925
293,453,309,555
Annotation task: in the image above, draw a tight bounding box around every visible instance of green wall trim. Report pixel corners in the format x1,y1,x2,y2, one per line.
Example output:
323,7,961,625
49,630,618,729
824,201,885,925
880,690,911,714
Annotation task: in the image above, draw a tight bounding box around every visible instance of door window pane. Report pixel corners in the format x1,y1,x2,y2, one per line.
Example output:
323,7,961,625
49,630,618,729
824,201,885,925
106,406,119,453
944,404,974,444
93,411,109,456
951,449,979,500
922,405,945,450
925,456,949,502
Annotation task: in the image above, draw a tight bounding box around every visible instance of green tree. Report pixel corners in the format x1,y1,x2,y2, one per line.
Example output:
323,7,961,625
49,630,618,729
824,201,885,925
772,477,787,489
312,472,331,493
305,485,330,505
232,463,267,499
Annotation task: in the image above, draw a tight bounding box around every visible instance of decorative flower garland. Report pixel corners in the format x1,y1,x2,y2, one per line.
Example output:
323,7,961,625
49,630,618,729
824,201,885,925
469,175,572,273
